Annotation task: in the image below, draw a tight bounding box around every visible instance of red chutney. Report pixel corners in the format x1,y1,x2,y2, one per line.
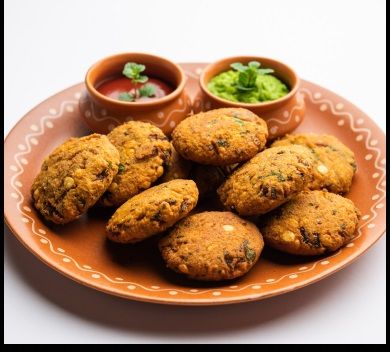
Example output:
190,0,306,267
97,77,173,101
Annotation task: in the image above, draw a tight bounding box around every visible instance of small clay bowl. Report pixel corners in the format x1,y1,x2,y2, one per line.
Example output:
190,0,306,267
79,53,192,135
193,56,305,139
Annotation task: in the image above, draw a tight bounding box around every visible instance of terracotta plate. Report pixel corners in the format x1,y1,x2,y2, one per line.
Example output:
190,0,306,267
4,63,386,305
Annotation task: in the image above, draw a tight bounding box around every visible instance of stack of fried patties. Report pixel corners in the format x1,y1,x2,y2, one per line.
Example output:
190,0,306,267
31,108,360,281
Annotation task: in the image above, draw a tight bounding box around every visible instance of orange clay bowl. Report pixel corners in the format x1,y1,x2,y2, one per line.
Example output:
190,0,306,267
79,52,192,135
194,56,305,139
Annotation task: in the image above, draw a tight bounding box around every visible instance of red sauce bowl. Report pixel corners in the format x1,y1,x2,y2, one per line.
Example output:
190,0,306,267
80,53,192,135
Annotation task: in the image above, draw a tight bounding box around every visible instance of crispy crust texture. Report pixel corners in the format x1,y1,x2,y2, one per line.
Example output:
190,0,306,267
100,121,172,207
271,133,356,193
159,211,264,281
31,134,119,224
217,145,314,216
106,179,199,243
172,108,268,166
259,190,361,255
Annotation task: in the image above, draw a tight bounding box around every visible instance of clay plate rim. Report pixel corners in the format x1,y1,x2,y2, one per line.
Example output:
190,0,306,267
4,215,386,306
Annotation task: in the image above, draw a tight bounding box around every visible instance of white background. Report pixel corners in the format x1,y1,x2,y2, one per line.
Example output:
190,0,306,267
4,0,386,344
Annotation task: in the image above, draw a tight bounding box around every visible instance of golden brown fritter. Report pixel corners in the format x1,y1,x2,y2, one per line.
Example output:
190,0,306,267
258,190,360,255
172,108,268,166
31,134,119,224
99,121,172,207
106,179,198,243
217,145,314,216
271,133,356,193
159,211,264,281
159,143,192,183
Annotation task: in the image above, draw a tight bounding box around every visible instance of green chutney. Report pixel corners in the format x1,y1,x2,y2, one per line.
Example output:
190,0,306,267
208,70,289,104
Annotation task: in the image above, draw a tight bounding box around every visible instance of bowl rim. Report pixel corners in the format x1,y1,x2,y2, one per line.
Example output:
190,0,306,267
85,52,187,107
199,55,300,108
